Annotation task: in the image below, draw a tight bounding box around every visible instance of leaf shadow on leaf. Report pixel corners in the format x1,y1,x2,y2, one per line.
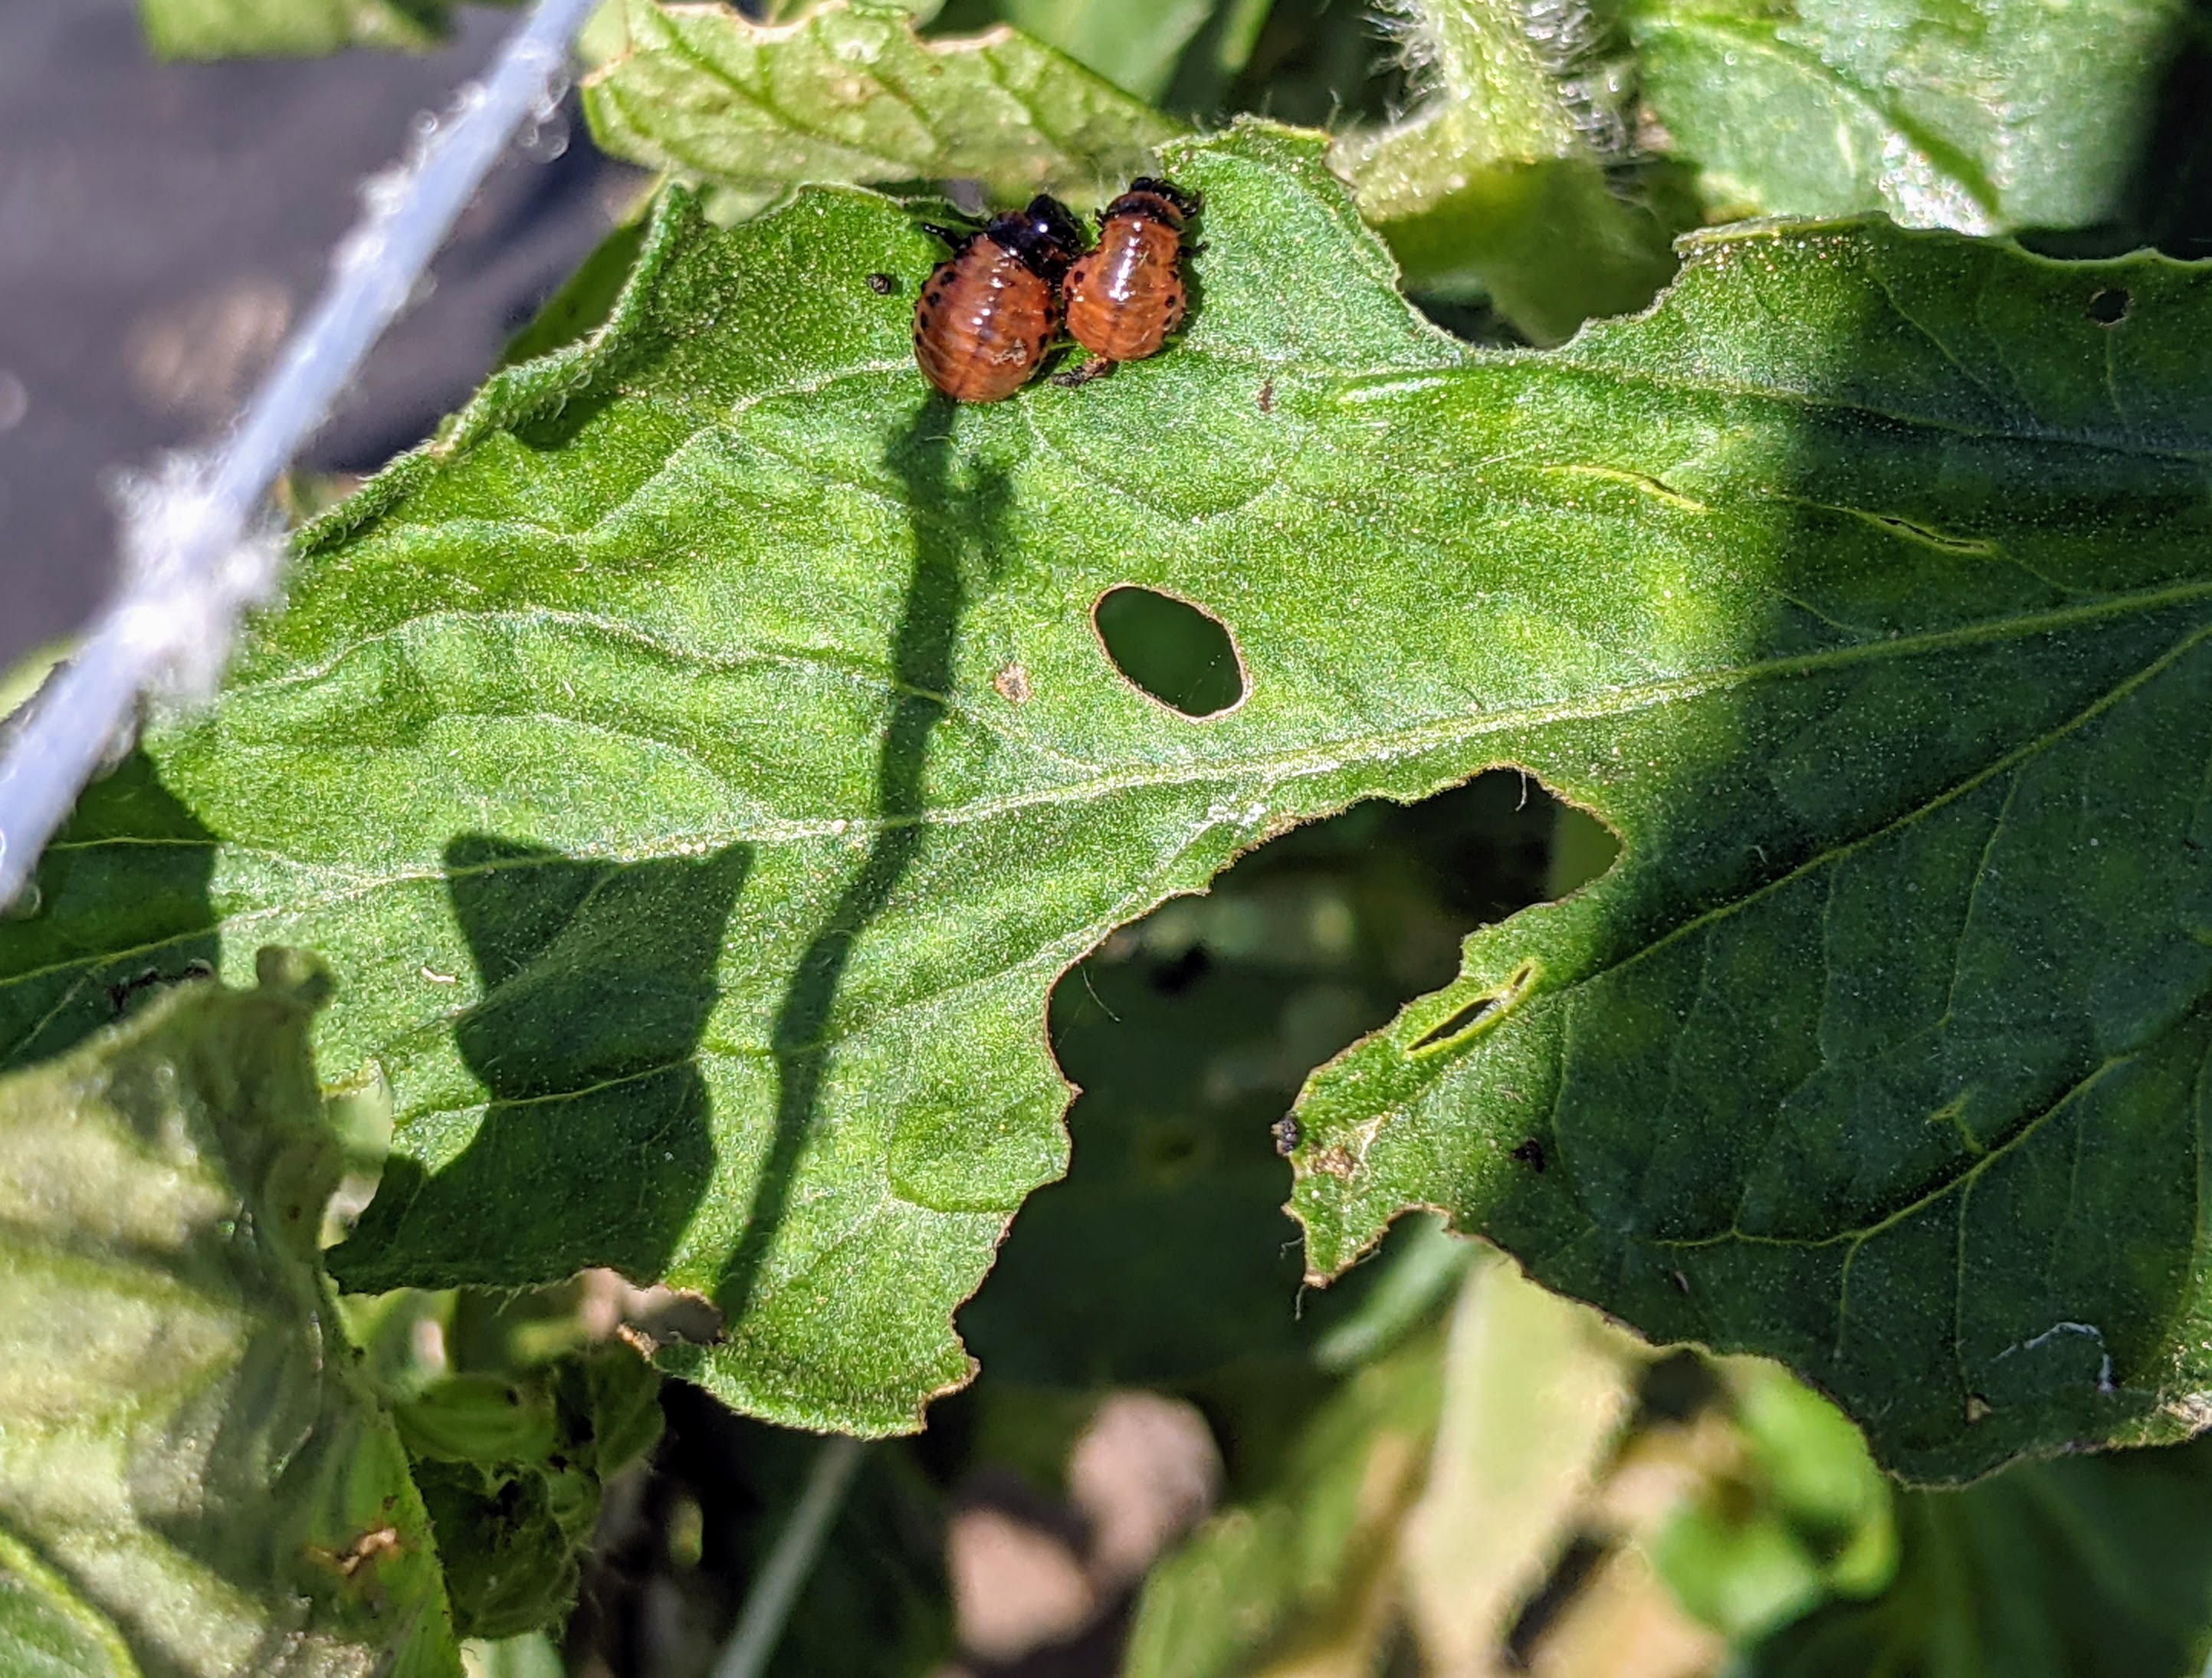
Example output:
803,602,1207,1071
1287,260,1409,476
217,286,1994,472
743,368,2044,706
714,394,1009,1337
331,835,750,1289
1293,225,2212,1484
0,747,218,1074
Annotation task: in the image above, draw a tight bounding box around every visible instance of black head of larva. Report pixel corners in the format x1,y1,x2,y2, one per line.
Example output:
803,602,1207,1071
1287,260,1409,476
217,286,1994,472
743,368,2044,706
980,193,1088,283
1109,176,1202,232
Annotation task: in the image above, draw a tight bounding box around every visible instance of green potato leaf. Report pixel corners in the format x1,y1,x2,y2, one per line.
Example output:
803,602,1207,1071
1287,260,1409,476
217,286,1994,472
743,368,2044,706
137,0,514,59
395,1348,663,1639
1627,0,2194,232
1285,200,2212,1483
0,949,460,1678
1747,1435,2212,1676
5,122,2212,1479
1332,0,1691,341
998,0,1219,101
580,0,1187,206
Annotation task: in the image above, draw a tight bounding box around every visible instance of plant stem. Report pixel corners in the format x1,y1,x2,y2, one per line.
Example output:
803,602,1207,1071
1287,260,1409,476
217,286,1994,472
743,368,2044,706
712,1436,868,1678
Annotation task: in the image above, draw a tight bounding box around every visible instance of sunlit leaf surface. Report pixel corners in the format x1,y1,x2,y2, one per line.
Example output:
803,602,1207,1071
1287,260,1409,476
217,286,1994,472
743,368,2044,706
136,0,512,58
5,125,2210,1481
580,0,1186,205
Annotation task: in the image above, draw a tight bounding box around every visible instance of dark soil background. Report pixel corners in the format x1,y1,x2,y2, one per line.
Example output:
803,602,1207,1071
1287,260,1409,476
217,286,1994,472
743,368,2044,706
0,0,639,673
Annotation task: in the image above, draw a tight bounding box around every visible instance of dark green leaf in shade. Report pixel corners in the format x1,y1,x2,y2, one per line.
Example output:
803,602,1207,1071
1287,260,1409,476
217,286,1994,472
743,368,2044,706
1745,1436,2212,1676
1201,0,1279,81
1626,0,2194,232
412,1459,582,1644
8,124,2212,1480
394,1348,665,1639
579,0,1187,207
1648,1361,1899,1641
0,949,461,1678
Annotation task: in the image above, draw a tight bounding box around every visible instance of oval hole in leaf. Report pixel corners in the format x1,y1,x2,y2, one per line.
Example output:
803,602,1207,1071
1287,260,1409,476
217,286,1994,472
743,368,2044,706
2088,287,2132,325
1093,586,1247,718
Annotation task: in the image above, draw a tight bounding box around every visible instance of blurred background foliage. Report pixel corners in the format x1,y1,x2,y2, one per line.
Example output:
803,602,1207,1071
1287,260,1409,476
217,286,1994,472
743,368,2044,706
74,0,2212,1671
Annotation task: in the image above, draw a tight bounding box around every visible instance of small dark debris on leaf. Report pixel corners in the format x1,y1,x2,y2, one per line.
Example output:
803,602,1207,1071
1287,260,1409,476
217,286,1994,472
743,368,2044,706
2087,287,2130,324
1272,1115,1300,1155
865,271,898,295
313,1525,402,1578
107,957,216,1013
1052,355,1114,389
1258,378,1274,414
1509,1137,1547,1173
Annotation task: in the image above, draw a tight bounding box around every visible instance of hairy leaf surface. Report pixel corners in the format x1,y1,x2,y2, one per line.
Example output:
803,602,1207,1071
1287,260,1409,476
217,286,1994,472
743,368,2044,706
580,0,1186,205
0,951,458,1678
5,124,2210,1476
1331,0,1689,340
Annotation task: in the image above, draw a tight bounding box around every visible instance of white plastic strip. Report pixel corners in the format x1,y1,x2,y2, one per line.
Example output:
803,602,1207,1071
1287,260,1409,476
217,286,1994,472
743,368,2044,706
0,0,602,908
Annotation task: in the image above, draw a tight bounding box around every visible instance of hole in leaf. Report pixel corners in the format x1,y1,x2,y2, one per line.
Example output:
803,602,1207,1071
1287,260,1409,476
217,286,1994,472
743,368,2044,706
1411,996,1492,1051
1093,586,1246,718
962,770,1620,1385
1408,959,1539,1055
1408,293,1532,348
2088,287,2132,324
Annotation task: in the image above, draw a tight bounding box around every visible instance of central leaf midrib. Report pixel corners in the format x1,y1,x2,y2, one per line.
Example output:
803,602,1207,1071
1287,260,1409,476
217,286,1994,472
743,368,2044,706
231,565,2212,829
8,568,2200,1021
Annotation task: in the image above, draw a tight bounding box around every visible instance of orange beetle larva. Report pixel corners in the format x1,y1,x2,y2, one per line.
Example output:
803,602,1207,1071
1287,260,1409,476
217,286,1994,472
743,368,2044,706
911,195,1087,403
1055,176,1201,386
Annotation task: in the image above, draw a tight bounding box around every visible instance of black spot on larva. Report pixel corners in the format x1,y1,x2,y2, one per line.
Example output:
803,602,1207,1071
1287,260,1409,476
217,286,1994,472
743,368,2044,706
2088,287,2131,325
